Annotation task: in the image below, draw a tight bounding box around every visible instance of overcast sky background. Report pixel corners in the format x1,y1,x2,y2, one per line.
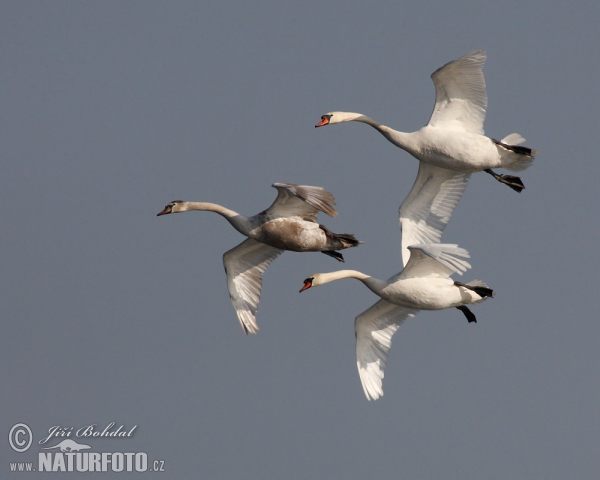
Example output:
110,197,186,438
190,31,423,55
3,2,599,478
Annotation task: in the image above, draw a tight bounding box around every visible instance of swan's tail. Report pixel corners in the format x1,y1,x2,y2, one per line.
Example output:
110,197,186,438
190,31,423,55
319,225,362,249
320,226,361,262
335,233,362,249
493,134,538,173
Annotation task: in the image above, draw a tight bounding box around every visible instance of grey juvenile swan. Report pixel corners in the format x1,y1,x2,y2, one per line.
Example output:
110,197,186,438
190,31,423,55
158,183,360,334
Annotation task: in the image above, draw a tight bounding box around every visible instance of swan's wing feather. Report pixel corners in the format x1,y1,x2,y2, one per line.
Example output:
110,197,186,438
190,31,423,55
222,238,284,334
427,50,487,134
399,243,471,279
265,183,338,220
399,163,470,266
355,299,419,401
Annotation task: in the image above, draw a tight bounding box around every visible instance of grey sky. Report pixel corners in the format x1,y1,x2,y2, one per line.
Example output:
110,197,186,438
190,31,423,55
3,1,599,478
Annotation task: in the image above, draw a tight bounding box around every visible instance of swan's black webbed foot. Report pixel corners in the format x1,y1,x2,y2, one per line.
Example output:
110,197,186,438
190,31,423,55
456,305,477,324
484,169,525,193
499,175,525,193
322,250,345,262
454,281,494,298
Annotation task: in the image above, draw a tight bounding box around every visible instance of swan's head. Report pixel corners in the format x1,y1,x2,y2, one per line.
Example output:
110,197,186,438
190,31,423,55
299,276,315,292
315,112,365,127
299,274,328,292
157,200,186,216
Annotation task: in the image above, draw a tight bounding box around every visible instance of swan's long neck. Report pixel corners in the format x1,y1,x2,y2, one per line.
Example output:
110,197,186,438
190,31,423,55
340,113,417,153
315,270,387,294
179,202,248,234
180,202,238,217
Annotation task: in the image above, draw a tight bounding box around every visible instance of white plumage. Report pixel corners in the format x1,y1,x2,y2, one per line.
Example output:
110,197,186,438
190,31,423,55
316,50,538,265
300,244,493,400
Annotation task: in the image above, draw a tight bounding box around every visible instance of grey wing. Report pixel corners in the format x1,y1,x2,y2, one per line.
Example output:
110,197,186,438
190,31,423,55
222,238,284,334
427,50,487,134
399,243,471,280
265,183,338,220
399,163,470,266
355,299,419,401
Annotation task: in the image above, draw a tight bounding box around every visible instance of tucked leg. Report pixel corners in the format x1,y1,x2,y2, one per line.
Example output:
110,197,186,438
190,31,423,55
321,250,345,262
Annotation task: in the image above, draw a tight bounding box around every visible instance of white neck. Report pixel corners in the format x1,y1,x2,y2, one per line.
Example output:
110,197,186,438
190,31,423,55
332,111,417,152
313,270,387,294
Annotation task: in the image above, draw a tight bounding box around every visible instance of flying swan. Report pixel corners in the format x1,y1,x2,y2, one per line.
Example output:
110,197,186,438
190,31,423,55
316,50,538,265
300,243,493,400
158,183,360,334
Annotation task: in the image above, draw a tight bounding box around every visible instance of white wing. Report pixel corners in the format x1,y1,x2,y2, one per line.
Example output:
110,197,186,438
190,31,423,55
264,183,338,220
427,50,487,134
399,163,470,266
355,299,419,401
222,238,284,334
399,243,471,280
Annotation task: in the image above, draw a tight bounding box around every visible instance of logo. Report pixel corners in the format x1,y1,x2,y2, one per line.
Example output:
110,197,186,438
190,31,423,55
7,422,166,474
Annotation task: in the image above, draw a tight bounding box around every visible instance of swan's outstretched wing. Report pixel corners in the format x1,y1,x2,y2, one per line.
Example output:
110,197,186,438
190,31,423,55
399,163,470,266
265,183,338,220
222,238,284,334
355,299,419,401
427,50,487,135
399,244,471,280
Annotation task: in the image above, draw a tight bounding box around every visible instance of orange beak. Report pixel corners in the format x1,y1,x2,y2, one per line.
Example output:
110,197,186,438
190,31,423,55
299,279,313,292
315,115,331,128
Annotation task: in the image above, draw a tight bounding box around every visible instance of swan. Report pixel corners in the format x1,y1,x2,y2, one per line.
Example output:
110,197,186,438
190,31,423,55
316,50,538,265
299,243,493,400
157,183,361,334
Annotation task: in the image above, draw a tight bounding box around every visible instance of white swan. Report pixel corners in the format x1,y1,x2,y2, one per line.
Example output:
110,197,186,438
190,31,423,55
157,183,360,334
300,243,493,400
316,50,538,265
